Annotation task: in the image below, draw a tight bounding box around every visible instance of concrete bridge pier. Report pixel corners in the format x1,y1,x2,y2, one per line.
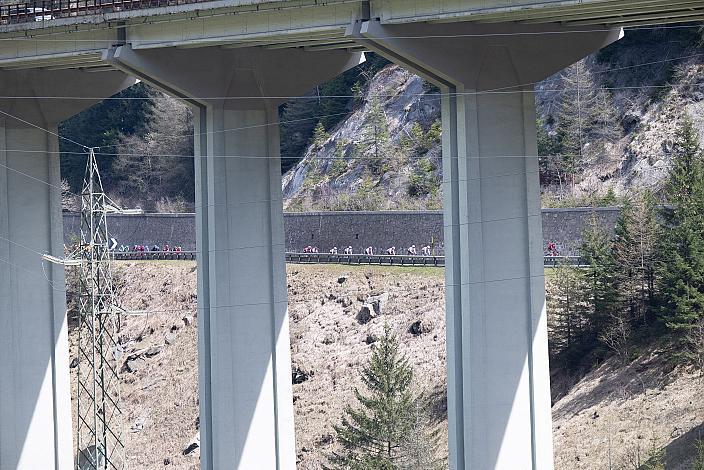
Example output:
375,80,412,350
353,21,621,469
106,45,362,470
0,69,133,470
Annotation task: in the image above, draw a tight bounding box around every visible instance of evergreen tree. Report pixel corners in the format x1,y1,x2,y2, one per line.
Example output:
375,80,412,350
328,325,438,469
359,98,390,175
613,190,659,326
279,53,389,173
59,82,154,192
580,214,618,347
329,139,350,178
547,260,588,368
312,122,331,148
657,116,704,358
537,118,563,188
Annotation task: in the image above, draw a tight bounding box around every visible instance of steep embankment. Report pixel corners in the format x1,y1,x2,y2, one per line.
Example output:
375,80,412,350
552,351,704,469
69,262,704,469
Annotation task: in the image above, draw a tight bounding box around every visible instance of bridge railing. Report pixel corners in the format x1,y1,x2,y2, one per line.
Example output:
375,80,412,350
111,251,586,268
286,252,446,267
543,255,586,268
0,0,208,25
113,250,197,261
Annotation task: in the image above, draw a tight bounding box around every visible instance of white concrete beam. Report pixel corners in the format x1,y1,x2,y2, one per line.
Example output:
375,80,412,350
0,125,72,470
372,0,699,25
351,21,621,470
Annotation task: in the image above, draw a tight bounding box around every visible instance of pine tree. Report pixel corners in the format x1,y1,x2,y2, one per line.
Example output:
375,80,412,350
613,190,659,326
328,325,438,470
580,214,618,348
631,190,660,321
547,260,588,368
60,82,154,192
313,122,330,148
537,118,563,188
359,98,390,175
657,116,704,359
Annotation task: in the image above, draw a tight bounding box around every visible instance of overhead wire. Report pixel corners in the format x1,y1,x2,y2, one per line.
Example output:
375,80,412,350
0,35,695,296
7,39,704,107
0,82,702,101
0,44,699,154
0,51,682,218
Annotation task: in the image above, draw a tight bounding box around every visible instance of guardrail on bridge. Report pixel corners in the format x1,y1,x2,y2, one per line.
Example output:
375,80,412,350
1,0,207,24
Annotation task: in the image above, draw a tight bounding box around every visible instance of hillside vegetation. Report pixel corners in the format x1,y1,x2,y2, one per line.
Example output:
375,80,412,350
75,115,704,468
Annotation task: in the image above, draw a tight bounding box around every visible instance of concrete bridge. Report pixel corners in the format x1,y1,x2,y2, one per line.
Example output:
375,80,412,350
0,1,701,469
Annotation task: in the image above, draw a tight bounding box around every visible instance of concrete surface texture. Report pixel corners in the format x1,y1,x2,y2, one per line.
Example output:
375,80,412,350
103,45,364,470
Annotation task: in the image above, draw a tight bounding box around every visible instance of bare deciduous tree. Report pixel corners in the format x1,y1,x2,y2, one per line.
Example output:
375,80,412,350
113,92,194,211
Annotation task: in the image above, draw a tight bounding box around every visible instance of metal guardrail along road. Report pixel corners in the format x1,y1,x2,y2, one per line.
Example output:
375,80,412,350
286,252,445,267
112,251,584,267
113,251,197,261
0,0,207,24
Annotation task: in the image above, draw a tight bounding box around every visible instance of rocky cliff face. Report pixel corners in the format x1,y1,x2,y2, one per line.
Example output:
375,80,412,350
282,65,442,211
609,63,704,193
282,27,704,210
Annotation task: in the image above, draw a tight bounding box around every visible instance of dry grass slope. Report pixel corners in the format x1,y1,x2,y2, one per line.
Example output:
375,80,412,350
66,262,704,469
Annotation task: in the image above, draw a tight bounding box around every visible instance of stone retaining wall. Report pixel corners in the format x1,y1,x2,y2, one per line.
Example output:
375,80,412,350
63,207,621,256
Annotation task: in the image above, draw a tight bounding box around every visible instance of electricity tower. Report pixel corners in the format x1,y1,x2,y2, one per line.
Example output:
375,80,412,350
74,148,125,470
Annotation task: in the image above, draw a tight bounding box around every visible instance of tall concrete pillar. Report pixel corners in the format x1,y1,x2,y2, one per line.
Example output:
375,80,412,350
353,21,621,469
0,70,132,470
106,45,362,469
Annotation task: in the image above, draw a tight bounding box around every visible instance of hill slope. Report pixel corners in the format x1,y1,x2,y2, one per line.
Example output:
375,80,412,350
70,262,704,469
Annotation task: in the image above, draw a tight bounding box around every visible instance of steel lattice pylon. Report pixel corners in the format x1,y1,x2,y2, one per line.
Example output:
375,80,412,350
75,148,125,470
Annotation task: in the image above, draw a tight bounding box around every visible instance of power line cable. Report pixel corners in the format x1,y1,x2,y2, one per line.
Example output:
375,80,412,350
0,46,698,112
2,81,703,101
92,49,704,147
0,108,89,149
